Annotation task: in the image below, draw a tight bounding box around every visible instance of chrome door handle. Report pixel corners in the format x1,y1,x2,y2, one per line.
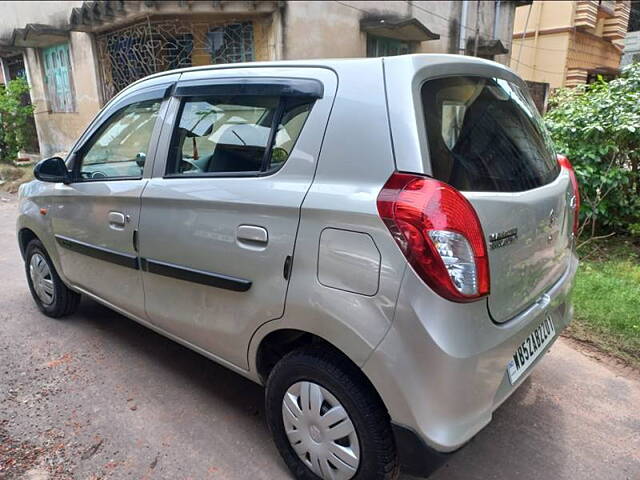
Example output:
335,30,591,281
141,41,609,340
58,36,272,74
236,225,268,244
108,211,127,228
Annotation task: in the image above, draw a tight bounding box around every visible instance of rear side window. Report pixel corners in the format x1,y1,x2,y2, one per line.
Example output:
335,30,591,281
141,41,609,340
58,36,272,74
166,95,312,176
421,76,559,192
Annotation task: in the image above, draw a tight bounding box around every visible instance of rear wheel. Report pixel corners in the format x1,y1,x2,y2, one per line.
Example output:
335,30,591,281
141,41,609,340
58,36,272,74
265,347,399,480
25,239,80,318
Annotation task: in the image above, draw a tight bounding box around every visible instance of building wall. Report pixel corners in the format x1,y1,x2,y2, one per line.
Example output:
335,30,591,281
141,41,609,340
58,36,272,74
0,0,522,156
511,1,629,89
283,1,455,60
24,32,102,156
622,30,640,65
513,0,575,32
567,29,625,74
283,1,517,64
511,32,571,88
0,1,83,42
511,1,575,88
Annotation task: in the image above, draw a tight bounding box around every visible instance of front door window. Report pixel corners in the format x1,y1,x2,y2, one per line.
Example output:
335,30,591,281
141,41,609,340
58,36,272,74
78,100,161,180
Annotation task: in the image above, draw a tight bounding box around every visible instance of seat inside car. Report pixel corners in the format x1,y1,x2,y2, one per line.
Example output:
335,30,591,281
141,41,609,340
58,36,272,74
205,144,265,173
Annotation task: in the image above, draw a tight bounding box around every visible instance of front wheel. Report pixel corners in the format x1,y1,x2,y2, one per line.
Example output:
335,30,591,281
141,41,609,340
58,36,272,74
265,347,399,480
24,239,80,318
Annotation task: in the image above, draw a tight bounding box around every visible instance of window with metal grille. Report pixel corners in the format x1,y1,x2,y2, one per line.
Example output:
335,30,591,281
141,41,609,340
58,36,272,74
209,22,254,63
97,20,255,101
42,44,75,113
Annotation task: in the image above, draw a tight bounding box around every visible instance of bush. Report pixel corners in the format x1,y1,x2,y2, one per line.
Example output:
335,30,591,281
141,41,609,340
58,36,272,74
0,77,35,164
544,63,640,237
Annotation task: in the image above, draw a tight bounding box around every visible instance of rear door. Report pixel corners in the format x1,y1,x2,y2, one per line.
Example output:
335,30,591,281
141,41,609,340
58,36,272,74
138,67,337,369
418,74,574,322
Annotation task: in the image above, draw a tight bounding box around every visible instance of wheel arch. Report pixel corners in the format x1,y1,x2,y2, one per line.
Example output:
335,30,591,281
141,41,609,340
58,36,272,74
18,227,39,259
251,327,391,417
16,219,68,286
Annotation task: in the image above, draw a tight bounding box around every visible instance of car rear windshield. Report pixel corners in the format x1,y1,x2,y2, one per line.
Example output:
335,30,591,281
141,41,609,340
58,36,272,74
421,76,560,192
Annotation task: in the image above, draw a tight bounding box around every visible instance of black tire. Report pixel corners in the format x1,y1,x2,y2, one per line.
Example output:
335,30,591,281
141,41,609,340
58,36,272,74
265,346,399,480
24,239,80,318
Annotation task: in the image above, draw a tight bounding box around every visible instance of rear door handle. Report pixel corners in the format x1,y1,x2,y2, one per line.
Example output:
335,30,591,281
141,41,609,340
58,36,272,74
108,211,127,229
236,225,268,246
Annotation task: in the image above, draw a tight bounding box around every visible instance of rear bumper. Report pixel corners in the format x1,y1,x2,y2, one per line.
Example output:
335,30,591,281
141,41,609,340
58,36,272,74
363,253,578,459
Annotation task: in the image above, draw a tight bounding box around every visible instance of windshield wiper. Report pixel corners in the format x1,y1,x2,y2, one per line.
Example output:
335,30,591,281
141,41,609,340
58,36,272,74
232,130,246,145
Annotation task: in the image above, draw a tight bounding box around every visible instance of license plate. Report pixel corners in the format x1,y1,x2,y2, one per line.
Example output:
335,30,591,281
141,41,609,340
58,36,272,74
507,315,556,384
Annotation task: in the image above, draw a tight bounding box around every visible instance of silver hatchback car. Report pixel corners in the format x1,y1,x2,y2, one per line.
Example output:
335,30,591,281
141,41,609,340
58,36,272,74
17,55,579,479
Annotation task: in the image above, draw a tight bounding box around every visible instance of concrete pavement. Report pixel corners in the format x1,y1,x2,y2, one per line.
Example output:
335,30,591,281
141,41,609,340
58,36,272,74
0,193,638,480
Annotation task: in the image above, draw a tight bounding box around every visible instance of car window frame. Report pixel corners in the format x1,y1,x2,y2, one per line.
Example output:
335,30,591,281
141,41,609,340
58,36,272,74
161,77,321,180
68,85,172,184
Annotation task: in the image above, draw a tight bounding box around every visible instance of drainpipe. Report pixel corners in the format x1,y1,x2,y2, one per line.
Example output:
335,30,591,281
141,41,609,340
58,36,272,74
515,2,533,69
0,58,9,85
493,0,501,39
459,0,469,54
531,1,544,76
276,7,284,60
473,0,480,57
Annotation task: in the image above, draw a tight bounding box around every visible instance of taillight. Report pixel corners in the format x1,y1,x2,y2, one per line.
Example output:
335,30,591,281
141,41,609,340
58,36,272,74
377,172,489,302
557,154,580,236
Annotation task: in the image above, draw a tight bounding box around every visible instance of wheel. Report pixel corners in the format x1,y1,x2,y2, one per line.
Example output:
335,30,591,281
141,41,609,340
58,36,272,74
24,239,80,318
265,346,399,480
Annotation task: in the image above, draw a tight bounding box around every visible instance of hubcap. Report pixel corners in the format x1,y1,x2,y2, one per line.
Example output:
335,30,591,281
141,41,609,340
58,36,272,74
282,381,360,480
29,253,55,305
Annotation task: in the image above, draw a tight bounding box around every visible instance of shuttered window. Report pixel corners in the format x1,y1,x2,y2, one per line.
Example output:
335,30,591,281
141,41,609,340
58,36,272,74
43,44,75,113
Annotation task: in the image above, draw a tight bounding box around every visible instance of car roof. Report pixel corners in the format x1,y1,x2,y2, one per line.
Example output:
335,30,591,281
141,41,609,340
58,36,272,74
111,54,518,111
124,54,512,89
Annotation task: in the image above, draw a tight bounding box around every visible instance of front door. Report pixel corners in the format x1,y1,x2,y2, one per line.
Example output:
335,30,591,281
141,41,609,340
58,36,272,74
51,93,166,318
138,68,337,368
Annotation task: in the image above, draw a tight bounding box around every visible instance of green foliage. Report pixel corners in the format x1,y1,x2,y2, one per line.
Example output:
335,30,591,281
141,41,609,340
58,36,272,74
0,77,35,164
545,63,640,236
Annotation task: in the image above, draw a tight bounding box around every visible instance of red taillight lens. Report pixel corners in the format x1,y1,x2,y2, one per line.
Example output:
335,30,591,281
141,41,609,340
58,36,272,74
377,172,489,302
557,154,580,236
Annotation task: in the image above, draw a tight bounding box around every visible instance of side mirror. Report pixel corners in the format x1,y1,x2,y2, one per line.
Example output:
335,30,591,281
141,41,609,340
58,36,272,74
34,157,71,184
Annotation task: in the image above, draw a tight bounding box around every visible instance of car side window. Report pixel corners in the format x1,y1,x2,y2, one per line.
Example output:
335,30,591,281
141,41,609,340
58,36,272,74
78,100,161,180
166,95,312,176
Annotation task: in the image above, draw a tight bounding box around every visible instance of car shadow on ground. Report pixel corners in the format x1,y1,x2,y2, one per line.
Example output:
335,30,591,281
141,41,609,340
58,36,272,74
65,297,569,480
72,297,267,419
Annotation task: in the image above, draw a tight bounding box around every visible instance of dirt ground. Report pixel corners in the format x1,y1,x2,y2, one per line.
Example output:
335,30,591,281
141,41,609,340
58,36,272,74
1,193,639,480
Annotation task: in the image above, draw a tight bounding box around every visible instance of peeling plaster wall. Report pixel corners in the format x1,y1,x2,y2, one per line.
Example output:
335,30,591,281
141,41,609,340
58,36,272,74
282,1,517,62
25,32,101,157
0,1,83,41
283,0,440,59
